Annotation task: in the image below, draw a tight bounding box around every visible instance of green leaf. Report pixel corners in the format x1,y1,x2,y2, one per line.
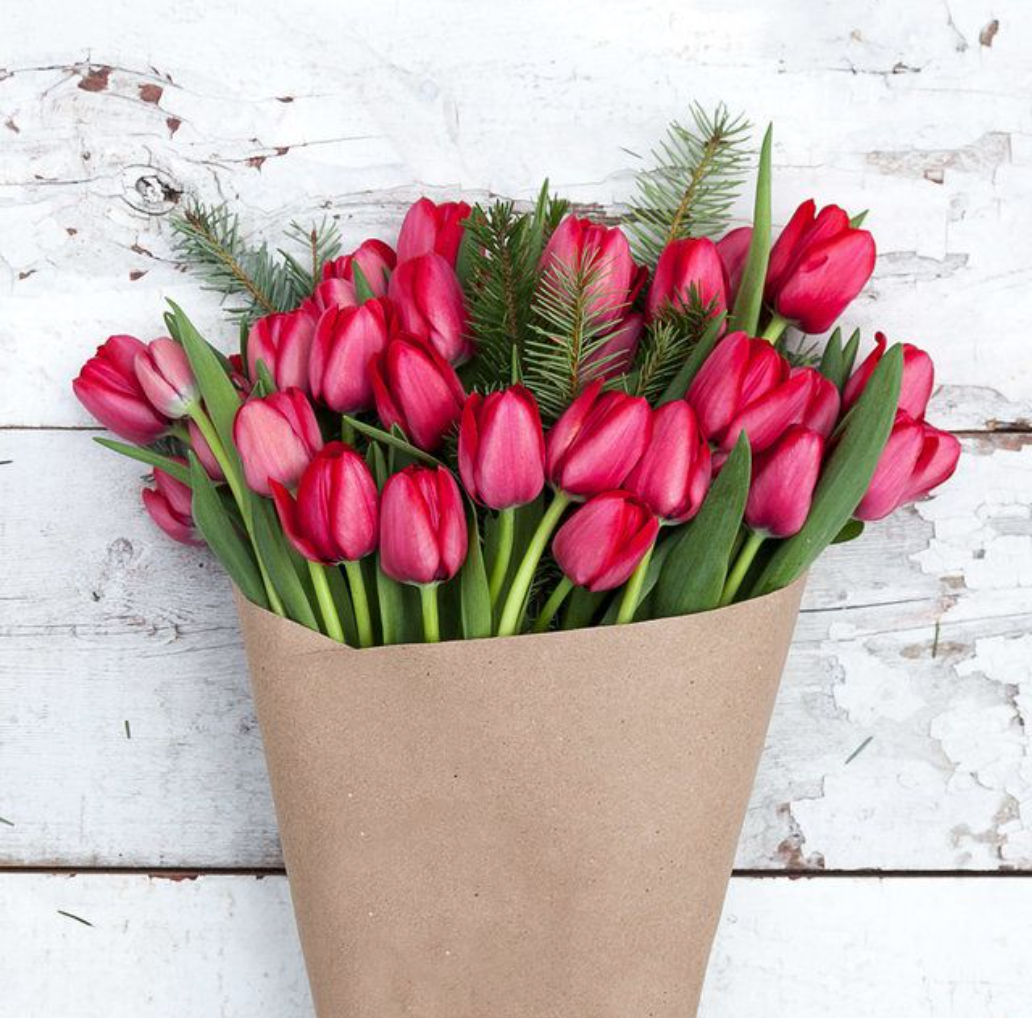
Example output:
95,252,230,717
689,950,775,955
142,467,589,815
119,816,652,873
600,532,676,623
94,438,192,486
187,454,267,607
840,329,861,388
253,358,277,395
250,497,319,630
819,327,861,390
351,261,376,303
322,563,358,645
652,433,752,617
751,345,903,595
731,123,773,336
833,519,866,544
849,210,869,228
563,586,607,630
657,311,725,404
342,415,441,466
459,508,492,639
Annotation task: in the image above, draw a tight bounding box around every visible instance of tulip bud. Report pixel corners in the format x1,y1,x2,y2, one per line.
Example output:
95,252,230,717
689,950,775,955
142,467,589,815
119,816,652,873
187,419,225,481
370,335,465,451
309,298,398,413
246,309,317,392
625,400,712,522
716,226,752,306
646,237,727,320
842,332,935,420
379,465,468,585
458,385,546,510
133,337,199,418
396,198,471,266
321,238,397,298
745,426,824,537
552,491,659,592
233,387,324,497
546,380,653,498
765,199,876,334
142,465,201,546
271,442,379,564
73,335,170,444
583,312,644,382
387,253,471,363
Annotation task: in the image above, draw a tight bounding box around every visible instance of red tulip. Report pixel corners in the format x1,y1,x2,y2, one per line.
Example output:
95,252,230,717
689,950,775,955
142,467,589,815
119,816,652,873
370,335,465,451
246,309,317,392
379,465,468,585
396,198,471,266
388,253,472,363
842,332,935,420
233,387,324,496
270,442,379,564
646,237,727,320
765,199,876,334
745,426,824,537
717,226,752,306
133,337,198,419
309,298,397,413
584,312,644,382
321,238,397,298
552,491,659,592
187,419,225,481
73,335,171,444
142,465,201,546
458,385,545,509
546,380,653,498
625,400,712,522
302,279,358,318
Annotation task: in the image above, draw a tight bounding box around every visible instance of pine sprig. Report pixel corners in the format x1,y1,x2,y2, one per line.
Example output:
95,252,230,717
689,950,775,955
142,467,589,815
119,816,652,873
627,103,751,263
631,295,713,402
280,218,342,300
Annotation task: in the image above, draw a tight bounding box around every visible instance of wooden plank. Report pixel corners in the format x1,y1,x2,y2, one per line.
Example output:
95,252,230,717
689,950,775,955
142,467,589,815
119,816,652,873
1,430,1029,870
3,872,1030,1017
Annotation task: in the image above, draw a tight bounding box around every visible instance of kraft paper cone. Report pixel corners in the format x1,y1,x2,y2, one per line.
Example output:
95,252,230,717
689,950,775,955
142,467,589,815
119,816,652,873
237,577,805,1018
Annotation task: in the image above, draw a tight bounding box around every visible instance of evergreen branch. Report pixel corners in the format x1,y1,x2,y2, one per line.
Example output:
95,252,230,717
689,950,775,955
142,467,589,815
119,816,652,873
632,294,713,403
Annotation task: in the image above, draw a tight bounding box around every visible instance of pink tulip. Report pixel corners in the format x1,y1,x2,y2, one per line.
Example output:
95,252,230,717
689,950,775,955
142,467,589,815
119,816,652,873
379,465,468,585
584,312,644,382
270,442,379,564
321,238,397,298
187,419,225,481
302,278,358,318
134,337,198,418
745,426,824,537
233,387,324,497
646,237,727,320
142,465,201,546
396,198,471,266
625,400,712,522
552,491,659,592
388,253,472,363
716,226,752,306
246,309,317,392
458,385,545,509
370,335,466,451
309,298,398,413
546,380,653,498
766,199,876,334
842,332,935,420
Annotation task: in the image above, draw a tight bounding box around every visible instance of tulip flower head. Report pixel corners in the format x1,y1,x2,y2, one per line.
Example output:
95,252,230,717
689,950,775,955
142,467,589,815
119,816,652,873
843,332,935,420
716,226,753,307
246,309,317,392
73,334,170,444
646,237,727,320
388,253,472,363
396,198,471,266
187,419,225,481
321,239,397,299
142,465,201,546
745,426,824,537
134,337,199,419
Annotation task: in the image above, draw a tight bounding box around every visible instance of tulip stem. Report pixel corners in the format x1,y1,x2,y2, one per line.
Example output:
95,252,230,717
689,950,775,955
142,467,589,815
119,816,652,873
420,585,441,644
719,530,765,606
616,541,655,625
308,561,345,643
760,312,789,345
488,508,516,608
533,576,574,633
496,491,571,637
344,560,373,649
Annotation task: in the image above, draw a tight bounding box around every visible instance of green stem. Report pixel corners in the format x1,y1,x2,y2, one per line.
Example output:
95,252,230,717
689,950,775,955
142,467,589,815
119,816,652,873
344,559,373,649
488,507,515,608
719,530,765,607
616,541,655,625
496,492,571,637
760,312,789,344
308,561,345,643
533,576,574,633
420,584,440,644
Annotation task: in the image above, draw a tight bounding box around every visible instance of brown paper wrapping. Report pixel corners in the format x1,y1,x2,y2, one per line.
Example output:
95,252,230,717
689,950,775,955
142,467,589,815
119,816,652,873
236,577,805,1018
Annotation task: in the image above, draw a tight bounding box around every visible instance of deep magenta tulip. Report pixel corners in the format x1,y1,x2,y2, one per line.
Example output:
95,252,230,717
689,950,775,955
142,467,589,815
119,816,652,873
717,226,752,306
546,380,653,498
458,385,545,509
142,465,201,546
247,309,317,392
187,419,225,481
133,337,198,419
321,238,397,299
379,465,468,585
396,198,471,266
388,253,472,363
842,332,935,420
370,335,466,451
745,426,824,537
625,399,712,522
270,442,379,564
233,387,324,496
584,312,644,382
552,491,659,592
646,237,727,319
765,199,876,334
309,297,398,413
73,335,171,444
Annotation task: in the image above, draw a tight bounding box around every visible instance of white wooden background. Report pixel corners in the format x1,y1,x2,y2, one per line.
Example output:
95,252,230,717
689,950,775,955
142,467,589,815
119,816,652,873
1,1,1030,1014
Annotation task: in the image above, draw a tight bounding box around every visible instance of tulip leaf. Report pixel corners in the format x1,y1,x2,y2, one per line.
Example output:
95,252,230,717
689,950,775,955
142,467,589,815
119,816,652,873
350,262,377,304
459,508,492,639
840,329,861,388
253,359,277,395
250,496,320,630
751,345,903,595
94,438,192,487
819,327,861,391
341,415,442,466
652,432,752,617
850,210,869,228
187,454,267,608
658,311,725,404
833,519,865,544
563,586,607,630
322,563,358,646
730,123,773,336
